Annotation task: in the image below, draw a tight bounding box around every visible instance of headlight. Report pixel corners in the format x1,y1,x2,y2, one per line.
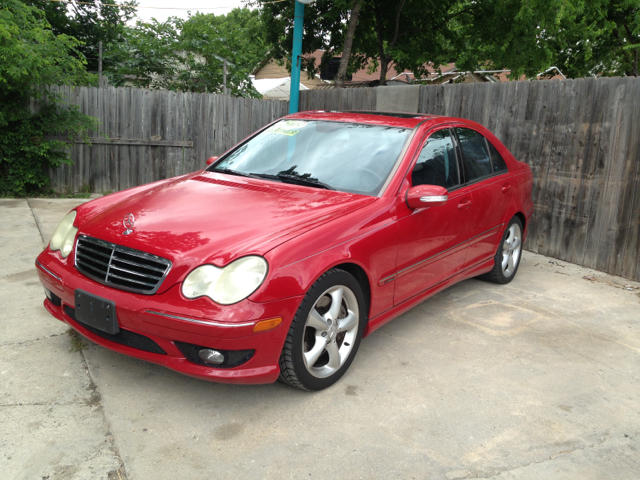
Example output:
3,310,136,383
49,211,78,258
182,256,268,305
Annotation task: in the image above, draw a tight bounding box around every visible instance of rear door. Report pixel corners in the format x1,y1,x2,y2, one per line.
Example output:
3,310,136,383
394,128,473,305
453,127,511,268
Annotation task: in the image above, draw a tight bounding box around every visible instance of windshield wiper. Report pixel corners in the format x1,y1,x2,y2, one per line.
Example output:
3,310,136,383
278,174,334,190
210,167,259,179
250,173,333,190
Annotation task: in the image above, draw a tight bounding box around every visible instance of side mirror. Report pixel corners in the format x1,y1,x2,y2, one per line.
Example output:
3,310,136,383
406,184,448,209
206,156,219,166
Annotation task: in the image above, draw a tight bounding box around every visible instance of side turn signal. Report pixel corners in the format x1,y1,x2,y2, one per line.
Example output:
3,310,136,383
253,317,283,333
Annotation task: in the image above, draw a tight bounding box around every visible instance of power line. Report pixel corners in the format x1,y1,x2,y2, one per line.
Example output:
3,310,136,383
47,0,288,10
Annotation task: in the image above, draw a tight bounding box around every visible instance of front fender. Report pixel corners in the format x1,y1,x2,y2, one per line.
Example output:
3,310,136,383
254,200,399,320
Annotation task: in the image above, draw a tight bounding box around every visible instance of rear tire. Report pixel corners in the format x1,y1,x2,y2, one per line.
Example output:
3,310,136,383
479,216,524,284
278,269,366,391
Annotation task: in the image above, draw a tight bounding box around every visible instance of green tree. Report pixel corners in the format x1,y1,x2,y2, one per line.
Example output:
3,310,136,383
24,0,137,74
257,0,640,83
353,0,470,84
550,0,640,77
106,8,267,95
180,8,269,95
458,0,640,78
104,17,184,89
256,0,468,85
0,0,96,196
256,0,353,80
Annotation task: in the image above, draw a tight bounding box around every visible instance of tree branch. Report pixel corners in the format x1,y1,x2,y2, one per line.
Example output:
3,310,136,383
372,0,390,85
336,0,364,87
612,27,634,64
620,16,635,41
389,0,407,49
373,0,385,61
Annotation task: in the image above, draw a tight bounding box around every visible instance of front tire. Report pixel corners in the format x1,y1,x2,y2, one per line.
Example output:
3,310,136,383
278,269,366,391
479,216,524,284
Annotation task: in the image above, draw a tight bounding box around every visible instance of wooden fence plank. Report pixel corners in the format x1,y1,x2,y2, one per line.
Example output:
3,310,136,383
617,79,640,280
50,81,640,280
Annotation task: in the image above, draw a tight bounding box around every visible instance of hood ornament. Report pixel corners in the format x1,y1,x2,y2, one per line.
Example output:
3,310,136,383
122,213,135,235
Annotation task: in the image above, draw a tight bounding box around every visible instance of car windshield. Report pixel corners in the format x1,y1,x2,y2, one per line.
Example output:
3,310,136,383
210,120,412,196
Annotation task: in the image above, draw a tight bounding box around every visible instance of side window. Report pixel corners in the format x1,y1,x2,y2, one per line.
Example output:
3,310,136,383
454,127,492,182
412,129,460,189
487,139,508,173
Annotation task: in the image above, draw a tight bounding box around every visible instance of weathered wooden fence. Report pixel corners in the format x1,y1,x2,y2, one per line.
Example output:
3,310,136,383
301,78,640,282
48,85,289,193
51,80,640,281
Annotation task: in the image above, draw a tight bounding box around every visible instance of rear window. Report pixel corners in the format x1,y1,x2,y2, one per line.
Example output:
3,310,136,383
487,140,508,173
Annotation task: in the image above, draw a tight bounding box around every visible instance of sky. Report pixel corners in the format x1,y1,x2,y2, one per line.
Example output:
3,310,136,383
132,0,251,24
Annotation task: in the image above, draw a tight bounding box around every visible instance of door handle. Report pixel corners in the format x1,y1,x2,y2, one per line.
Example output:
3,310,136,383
502,184,512,193
457,199,472,210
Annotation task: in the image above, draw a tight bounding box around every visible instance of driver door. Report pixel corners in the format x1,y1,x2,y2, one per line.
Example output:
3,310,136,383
394,128,473,306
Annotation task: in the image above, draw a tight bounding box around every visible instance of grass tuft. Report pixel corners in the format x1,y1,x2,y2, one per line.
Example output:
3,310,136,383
67,328,87,352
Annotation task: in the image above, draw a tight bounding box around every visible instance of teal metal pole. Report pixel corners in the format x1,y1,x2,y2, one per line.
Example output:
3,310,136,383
289,0,304,114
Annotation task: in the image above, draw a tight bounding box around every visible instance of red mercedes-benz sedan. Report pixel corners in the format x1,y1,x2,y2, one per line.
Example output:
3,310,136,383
36,111,533,391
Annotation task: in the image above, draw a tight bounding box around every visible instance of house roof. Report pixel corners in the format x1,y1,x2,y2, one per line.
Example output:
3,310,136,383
251,77,309,99
252,50,566,89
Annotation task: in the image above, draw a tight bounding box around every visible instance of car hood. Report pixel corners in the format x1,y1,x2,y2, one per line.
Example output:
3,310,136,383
76,171,375,281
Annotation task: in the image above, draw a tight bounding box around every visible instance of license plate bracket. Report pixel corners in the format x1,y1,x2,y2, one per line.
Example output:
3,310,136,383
74,289,120,335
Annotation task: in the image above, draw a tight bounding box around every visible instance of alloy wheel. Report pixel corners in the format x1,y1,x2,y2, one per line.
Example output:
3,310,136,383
501,223,522,277
302,285,359,379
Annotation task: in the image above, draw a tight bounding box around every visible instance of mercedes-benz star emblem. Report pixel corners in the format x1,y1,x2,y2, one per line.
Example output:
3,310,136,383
122,213,135,235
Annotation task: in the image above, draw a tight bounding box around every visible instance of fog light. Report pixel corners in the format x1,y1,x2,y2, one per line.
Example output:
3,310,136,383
198,348,225,365
44,288,62,306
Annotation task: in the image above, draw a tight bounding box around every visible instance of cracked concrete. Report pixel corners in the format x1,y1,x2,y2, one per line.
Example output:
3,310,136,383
1,198,125,480
1,198,639,479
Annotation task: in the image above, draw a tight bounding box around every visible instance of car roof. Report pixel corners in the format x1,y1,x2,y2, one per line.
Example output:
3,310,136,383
286,110,442,129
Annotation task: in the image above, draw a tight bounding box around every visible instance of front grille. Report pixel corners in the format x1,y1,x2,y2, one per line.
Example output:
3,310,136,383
64,305,167,355
75,235,171,294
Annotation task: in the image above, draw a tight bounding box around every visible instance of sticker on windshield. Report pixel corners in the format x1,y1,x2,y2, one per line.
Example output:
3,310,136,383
281,120,307,129
266,120,307,136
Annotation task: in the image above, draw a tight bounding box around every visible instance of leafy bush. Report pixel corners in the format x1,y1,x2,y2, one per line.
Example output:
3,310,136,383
0,0,96,196
0,98,95,196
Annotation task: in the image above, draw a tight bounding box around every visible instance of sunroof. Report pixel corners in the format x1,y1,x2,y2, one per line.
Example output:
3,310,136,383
343,110,435,119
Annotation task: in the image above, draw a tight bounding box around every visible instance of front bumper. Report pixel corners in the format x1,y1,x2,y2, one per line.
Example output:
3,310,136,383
36,250,302,384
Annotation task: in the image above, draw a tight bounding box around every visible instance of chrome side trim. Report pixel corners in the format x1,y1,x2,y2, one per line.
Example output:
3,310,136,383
379,274,397,285
36,261,62,282
396,240,467,276
420,195,448,202
145,310,254,328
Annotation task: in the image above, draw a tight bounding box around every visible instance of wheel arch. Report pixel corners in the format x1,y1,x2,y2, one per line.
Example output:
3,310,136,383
514,211,526,230
332,262,372,320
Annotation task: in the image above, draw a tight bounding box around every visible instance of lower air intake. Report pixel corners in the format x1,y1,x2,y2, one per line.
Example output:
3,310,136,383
64,305,166,355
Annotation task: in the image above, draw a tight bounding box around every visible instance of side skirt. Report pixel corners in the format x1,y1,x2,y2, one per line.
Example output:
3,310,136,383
363,257,495,337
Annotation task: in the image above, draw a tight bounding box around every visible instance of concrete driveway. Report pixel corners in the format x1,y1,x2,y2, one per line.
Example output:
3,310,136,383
1,198,639,480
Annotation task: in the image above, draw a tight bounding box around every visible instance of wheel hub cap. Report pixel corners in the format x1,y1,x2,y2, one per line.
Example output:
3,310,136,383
327,319,338,342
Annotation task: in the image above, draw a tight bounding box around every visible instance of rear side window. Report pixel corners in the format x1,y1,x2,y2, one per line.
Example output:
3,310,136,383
454,127,492,181
487,140,508,173
412,130,460,189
